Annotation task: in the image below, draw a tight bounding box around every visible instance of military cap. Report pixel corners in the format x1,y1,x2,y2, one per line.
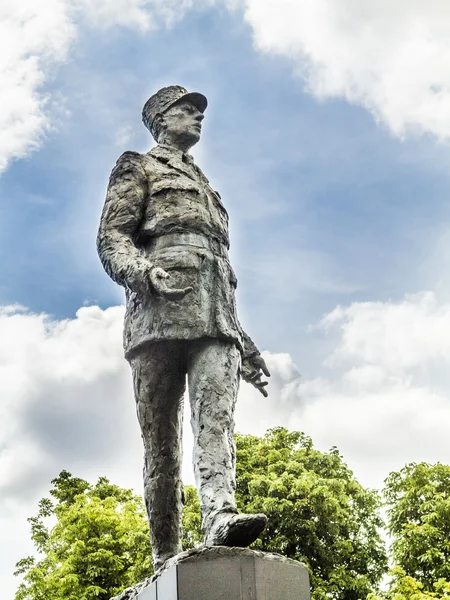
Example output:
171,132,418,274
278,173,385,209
142,85,208,132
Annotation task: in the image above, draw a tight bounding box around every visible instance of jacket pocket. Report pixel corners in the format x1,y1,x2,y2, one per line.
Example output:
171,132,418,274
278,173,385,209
151,248,202,298
154,247,203,270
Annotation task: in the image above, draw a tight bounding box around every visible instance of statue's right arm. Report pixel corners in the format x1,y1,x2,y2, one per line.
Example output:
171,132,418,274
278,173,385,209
97,152,151,293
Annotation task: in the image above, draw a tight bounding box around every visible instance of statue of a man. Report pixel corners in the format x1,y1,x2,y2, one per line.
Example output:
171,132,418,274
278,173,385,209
97,85,270,571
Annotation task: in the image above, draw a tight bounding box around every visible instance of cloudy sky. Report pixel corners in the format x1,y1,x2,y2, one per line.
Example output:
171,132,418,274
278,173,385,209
3,0,450,596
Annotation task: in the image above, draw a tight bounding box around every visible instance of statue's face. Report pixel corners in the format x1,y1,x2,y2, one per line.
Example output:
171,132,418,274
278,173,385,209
162,100,204,147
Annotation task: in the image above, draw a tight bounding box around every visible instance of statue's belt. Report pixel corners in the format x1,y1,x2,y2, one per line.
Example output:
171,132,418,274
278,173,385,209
148,232,229,258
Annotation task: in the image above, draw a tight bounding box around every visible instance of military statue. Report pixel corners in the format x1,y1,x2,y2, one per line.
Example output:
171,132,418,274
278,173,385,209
97,85,270,571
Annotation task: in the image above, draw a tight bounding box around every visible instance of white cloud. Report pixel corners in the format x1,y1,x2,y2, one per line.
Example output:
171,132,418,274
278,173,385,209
0,0,208,173
70,0,155,30
3,293,450,595
2,293,450,499
240,0,450,139
4,0,450,173
0,0,75,171
235,291,450,493
0,304,134,598
0,305,134,501
321,291,450,372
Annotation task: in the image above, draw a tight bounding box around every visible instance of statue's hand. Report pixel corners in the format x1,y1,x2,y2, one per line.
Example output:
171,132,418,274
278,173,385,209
241,354,271,397
149,266,193,301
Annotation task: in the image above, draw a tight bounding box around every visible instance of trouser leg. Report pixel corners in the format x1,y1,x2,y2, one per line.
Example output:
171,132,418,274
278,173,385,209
187,338,241,533
129,341,186,570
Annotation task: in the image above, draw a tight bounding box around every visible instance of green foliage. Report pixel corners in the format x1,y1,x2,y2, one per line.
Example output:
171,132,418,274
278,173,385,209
234,427,388,600
368,566,450,600
14,429,391,600
14,471,153,600
181,485,202,549
180,427,388,600
372,462,450,599
385,462,450,589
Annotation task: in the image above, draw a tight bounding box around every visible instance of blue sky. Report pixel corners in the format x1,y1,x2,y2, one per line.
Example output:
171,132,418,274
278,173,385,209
3,5,450,360
3,1,450,597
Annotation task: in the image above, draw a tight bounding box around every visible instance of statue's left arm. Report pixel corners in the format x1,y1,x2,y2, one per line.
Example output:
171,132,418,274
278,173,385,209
241,330,271,397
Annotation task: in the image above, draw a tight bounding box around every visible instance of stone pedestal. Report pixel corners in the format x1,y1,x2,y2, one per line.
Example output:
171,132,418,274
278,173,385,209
112,547,310,600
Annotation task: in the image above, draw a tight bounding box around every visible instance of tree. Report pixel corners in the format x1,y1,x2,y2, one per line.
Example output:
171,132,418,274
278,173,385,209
14,471,153,600
232,428,388,600
384,462,450,590
369,462,450,600
15,429,388,600
367,566,450,600
177,428,387,599
181,485,202,550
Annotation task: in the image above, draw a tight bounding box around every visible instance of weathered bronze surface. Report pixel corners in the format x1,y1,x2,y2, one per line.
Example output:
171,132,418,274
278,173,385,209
97,85,270,571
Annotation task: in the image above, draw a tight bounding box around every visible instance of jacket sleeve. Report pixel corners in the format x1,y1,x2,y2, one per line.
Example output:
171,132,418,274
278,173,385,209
97,151,152,292
241,329,261,359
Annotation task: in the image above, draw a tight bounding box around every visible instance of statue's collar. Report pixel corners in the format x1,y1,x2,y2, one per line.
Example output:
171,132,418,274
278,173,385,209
148,144,199,182
152,143,194,164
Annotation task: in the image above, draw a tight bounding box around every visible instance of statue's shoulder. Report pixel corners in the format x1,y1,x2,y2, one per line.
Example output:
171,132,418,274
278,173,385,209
110,147,168,183
114,150,145,169
109,151,147,183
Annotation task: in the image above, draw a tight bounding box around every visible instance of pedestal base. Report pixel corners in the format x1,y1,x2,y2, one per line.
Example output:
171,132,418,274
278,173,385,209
112,547,310,600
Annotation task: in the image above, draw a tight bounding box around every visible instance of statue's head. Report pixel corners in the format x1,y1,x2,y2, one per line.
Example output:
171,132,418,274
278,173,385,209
142,85,208,150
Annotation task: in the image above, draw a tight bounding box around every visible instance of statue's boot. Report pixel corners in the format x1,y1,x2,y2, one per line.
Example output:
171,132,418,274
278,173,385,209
153,552,175,574
204,511,268,547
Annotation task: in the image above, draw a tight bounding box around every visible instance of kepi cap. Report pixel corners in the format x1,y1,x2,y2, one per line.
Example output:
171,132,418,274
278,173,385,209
142,85,208,133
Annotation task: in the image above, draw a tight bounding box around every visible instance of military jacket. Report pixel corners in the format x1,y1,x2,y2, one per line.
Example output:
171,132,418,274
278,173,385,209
97,144,256,359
